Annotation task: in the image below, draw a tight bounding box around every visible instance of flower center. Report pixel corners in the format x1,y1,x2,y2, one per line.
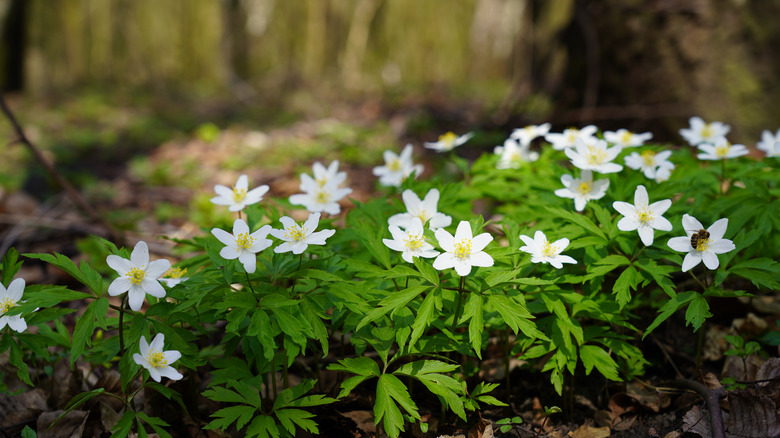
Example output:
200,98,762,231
414,210,432,225
166,267,187,279
127,267,146,285
388,158,402,171
695,237,710,252
641,150,656,167
316,178,328,187
620,131,633,145
315,189,331,203
236,232,254,250
715,144,730,157
636,206,654,224
404,233,424,250
453,239,472,259
578,181,592,194
585,146,607,165
146,349,168,368
541,240,558,257
700,123,712,139
286,224,307,241
0,297,16,314
233,187,247,203
509,151,521,161
439,132,458,147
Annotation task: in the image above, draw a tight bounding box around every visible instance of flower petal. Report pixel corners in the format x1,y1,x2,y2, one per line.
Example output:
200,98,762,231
470,233,493,252
435,229,455,252
146,259,172,279
142,279,166,298
637,226,654,246
432,253,456,271
709,239,736,254
682,214,703,235
701,251,720,270
108,277,132,296
127,289,146,311
107,255,132,275
130,241,150,268
681,252,701,272
707,218,729,241
667,236,692,252
469,251,494,268
7,278,25,301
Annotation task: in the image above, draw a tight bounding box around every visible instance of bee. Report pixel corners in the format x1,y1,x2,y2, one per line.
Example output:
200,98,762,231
689,229,710,250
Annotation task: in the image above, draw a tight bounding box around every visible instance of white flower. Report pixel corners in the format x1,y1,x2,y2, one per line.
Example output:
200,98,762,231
312,160,347,188
159,267,189,287
270,212,335,254
679,116,730,146
107,241,172,312
372,144,424,187
612,185,673,246
696,138,749,161
424,132,473,152
667,214,735,272
133,334,183,383
289,177,352,215
388,189,453,230
604,129,653,148
432,221,493,276
518,230,576,268
565,137,623,173
383,217,440,263
544,125,598,151
624,150,675,181
654,164,674,183
212,219,272,274
554,170,610,212
494,138,539,169
757,128,780,157
0,278,28,333
210,174,269,212
510,123,551,146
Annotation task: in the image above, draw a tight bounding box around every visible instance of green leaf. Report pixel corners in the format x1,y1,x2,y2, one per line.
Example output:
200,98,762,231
276,409,318,435
328,357,380,377
111,410,135,437
460,293,484,358
205,405,257,431
413,256,440,285
488,295,546,341
374,374,419,438
643,291,697,338
71,297,109,366
246,414,280,438
484,269,519,288
580,344,621,381
20,426,36,438
1,247,22,285
24,252,103,295
612,266,639,308
8,337,32,385
545,207,607,240
135,412,172,438
291,268,344,283
685,293,712,332
410,288,438,348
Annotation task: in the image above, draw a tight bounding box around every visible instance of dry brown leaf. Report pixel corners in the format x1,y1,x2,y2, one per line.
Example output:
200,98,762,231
662,432,682,438
568,425,610,438
726,390,780,437
339,410,375,434
37,410,89,438
757,357,780,387
0,388,47,427
682,406,711,437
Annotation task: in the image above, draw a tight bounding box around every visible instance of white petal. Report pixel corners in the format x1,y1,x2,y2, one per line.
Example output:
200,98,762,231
551,237,570,251
239,252,257,273
667,236,692,252
453,260,473,276
470,233,493,252
130,241,150,268
142,279,166,298
303,212,322,233
637,226,654,246
274,242,294,253
649,216,673,232
432,253,456,271
219,246,240,260
681,253,701,272
469,252,494,268
107,255,132,275
7,315,27,333
401,190,422,210
7,278,25,301
145,259,172,279
709,239,735,254
235,175,249,190
633,185,648,206
435,229,455,252
701,251,720,270
707,218,729,241
138,336,150,356
306,229,336,245
682,214,703,234
428,213,452,230
127,289,146,311
617,216,640,232
108,277,132,296
613,201,636,218
649,199,672,216
421,189,440,211
133,353,145,366
212,228,236,246
157,367,183,381
147,367,162,382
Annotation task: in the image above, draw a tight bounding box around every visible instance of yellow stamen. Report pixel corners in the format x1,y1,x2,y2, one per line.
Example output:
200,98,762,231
715,144,730,157
439,132,458,146
404,233,424,250
641,150,656,167
127,267,145,285
388,158,402,171
316,178,328,187
578,181,592,194
285,224,308,241
696,237,710,252
701,123,712,139
315,190,331,203
414,210,431,224
236,233,254,250
233,187,247,203
620,131,633,145
453,239,472,259
0,297,16,314
585,145,607,165
146,350,168,368
636,207,654,224
541,240,558,257
166,267,187,279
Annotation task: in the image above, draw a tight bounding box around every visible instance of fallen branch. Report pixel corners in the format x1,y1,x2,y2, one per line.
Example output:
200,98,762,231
0,93,123,244
676,378,726,438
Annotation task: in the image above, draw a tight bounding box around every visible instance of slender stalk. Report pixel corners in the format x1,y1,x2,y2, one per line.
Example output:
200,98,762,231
298,253,304,271
282,350,289,389
688,270,707,291
450,276,466,333
720,159,726,195
245,271,255,294
270,353,278,399
118,294,128,355
503,328,511,403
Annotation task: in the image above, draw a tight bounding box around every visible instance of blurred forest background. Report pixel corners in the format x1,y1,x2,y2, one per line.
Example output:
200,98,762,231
0,0,779,228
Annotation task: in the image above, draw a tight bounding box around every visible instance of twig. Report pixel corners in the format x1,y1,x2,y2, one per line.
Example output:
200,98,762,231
0,93,122,244
675,378,726,438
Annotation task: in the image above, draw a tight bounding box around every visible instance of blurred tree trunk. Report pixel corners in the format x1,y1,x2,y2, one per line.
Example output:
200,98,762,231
0,0,25,91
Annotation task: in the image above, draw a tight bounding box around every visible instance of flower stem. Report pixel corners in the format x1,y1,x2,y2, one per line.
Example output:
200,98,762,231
451,276,466,333
688,270,707,291
245,271,255,294
720,159,726,195
119,294,128,355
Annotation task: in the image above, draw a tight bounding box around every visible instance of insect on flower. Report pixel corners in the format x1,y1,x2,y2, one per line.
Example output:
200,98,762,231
688,228,710,250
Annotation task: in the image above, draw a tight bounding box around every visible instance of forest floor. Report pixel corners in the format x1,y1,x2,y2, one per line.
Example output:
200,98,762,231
0,90,778,438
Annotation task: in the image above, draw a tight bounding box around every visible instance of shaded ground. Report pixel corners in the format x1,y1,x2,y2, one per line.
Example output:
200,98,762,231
1,90,778,437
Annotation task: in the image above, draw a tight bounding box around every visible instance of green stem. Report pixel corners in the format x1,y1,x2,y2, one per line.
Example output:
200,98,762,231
720,159,726,195
119,294,128,355
451,276,466,333
245,271,255,294
630,238,646,262
270,353,278,399
688,269,707,291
